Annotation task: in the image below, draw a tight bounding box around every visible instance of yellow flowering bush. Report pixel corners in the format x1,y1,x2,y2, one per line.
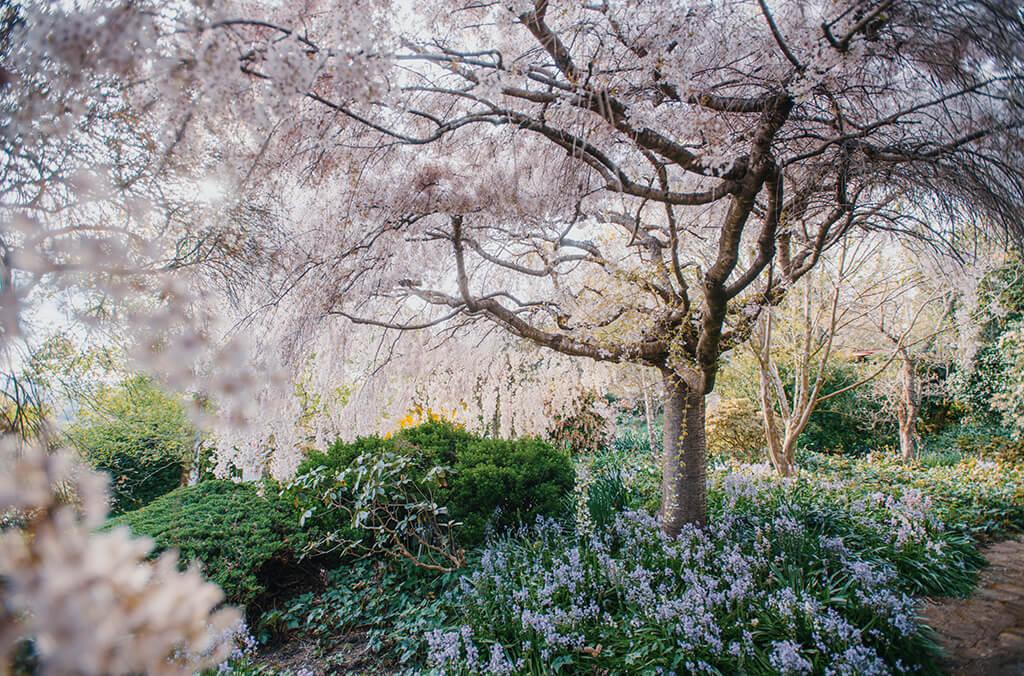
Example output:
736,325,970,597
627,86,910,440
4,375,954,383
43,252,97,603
385,403,463,439
707,398,766,462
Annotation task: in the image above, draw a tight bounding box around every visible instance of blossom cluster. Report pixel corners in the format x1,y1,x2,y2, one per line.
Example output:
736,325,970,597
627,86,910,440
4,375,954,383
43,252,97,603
0,438,239,674
212,620,259,675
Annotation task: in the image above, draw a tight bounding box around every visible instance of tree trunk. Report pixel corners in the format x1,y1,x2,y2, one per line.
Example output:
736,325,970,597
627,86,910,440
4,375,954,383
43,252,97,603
763,426,797,477
659,369,707,536
897,349,919,462
758,359,792,477
187,434,203,486
641,371,659,455
781,434,798,477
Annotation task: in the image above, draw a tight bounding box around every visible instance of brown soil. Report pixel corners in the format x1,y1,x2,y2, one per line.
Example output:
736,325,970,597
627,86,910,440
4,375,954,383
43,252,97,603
922,537,1024,675
255,630,393,675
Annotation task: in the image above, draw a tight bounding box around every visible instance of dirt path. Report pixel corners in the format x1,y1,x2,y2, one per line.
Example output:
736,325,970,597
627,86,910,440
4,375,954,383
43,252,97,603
922,538,1024,675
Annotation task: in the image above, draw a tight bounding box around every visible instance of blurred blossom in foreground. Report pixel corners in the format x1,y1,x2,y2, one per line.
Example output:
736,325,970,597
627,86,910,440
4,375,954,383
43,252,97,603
0,437,239,674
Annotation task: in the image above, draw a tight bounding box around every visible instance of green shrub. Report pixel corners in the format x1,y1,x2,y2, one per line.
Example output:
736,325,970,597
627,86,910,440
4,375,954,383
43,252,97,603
991,437,1024,464
110,480,308,609
297,422,471,478
931,419,1024,464
290,421,574,551
706,397,765,462
608,424,660,457
796,363,895,453
68,376,195,514
448,436,574,545
590,433,662,514
89,450,183,515
261,558,454,667
293,448,464,571
924,421,1004,456
949,258,1024,433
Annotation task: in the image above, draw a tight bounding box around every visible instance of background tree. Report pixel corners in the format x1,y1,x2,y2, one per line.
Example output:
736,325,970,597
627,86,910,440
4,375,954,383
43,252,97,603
871,287,954,462
751,239,950,473
67,376,196,514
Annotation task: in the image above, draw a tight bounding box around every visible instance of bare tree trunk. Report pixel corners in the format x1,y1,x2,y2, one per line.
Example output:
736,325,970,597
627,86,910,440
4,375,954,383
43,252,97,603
187,433,203,486
640,369,659,454
762,426,798,477
758,363,791,477
896,348,919,462
781,434,798,476
754,310,799,477
660,369,707,536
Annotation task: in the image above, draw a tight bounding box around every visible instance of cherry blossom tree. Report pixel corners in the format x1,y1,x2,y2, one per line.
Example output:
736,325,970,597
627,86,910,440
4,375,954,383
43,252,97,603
194,0,1024,532
55,0,1005,534
0,4,1020,666
0,3,390,667
6,1,1024,535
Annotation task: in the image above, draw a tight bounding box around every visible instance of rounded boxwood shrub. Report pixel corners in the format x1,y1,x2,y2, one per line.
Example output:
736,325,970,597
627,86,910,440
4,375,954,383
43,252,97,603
109,480,308,610
447,436,574,545
291,421,574,550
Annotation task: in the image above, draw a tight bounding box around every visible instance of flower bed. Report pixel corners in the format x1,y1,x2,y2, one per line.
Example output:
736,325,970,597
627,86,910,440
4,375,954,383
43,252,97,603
798,454,1024,537
422,457,1016,674
232,450,1023,674
427,509,937,674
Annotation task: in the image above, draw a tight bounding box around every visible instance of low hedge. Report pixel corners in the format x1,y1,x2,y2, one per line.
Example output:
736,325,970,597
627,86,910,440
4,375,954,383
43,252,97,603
110,480,309,609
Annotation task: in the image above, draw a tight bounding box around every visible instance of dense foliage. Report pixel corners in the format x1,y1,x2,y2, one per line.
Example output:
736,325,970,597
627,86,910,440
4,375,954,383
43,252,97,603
796,366,895,454
68,377,195,514
717,356,896,455
706,398,765,462
260,559,453,670
291,421,574,551
427,511,937,675
800,453,1024,538
952,258,1024,437
111,480,308,610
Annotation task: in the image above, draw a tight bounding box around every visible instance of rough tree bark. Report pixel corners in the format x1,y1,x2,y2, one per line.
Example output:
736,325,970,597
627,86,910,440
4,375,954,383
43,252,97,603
660,369,708,533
